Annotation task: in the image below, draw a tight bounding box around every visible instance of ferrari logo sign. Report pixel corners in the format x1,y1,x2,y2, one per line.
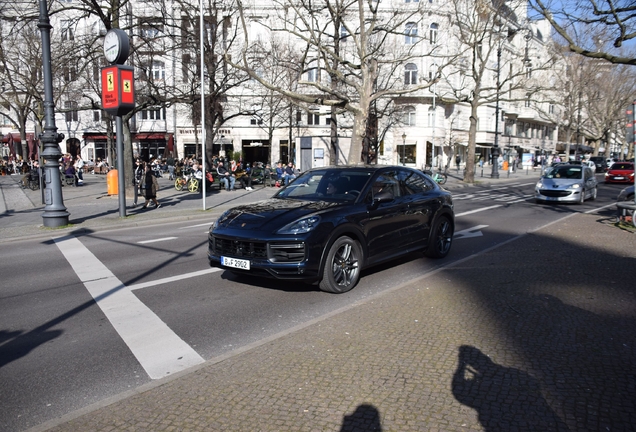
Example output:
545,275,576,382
106,71,115,92
101,65,135,116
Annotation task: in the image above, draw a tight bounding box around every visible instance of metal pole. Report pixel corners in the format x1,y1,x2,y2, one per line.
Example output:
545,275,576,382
116,116,126,217
200,0,206,209
38,0,69,227
401,133,406,166
491,46,501,179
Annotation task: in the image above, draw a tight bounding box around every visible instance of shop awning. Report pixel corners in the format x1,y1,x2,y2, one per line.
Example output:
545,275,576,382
83,133,172,141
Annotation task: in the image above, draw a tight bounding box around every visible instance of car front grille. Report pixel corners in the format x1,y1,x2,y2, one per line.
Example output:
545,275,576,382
540,189,572,198
212,237,305,263
213,237,268,259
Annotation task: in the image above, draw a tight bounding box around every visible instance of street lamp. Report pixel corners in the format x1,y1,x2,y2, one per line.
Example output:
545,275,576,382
401,133,406,166
37,0,69,227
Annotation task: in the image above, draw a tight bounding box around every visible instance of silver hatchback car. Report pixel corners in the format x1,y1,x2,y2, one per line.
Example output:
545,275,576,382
535,164,598,204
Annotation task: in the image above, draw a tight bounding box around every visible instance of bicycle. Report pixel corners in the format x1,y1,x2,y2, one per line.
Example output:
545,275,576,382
422,167,447,185
431,171,447,185
174,169,201,192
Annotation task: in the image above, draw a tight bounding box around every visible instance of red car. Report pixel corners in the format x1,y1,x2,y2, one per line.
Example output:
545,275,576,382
605,162,635,184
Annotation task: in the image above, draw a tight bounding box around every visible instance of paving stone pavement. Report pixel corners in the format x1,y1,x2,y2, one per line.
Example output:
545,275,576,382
33,213,636,431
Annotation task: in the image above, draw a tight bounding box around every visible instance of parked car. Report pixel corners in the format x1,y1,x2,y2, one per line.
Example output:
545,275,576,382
589,156,608,173
617,185,635,202
535,164,598,204
208,166,455,293
605,162,635,184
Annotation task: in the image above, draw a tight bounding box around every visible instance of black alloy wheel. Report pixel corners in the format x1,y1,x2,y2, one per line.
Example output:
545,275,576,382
319,236,362,294
425,216,453,258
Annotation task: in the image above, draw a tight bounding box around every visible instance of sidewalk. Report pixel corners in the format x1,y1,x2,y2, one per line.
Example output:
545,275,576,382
0,168,540,242
4,169,635,431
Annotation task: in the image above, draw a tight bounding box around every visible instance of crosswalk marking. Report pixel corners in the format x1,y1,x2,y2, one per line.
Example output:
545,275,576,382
54,235,205,380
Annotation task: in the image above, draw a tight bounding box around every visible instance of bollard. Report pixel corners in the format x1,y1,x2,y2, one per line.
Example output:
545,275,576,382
107,169,118,195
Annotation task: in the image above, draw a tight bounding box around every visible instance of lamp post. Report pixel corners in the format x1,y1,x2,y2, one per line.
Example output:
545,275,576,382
37,0,69,227
401,133,406,166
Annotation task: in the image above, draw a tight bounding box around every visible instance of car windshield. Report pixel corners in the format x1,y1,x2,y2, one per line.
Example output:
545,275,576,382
275,169,373,202
611,163,634,170
544,166,583,180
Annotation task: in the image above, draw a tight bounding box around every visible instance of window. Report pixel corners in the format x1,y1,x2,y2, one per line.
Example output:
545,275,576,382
429,23,438,44
250,116,263,125
307,67,317,82
525,94,531,108
428,63,438,80
405,0,419,3
93,110,101,122
549,104,555,114
140,107,166,120
525,63,532,78
307,112,320,125
402,106,416,126
325,117,332,125
399,169,434,194
340,25,348,41
405,23,417,44
61,20,74,41
151,61,165,80
427,107,435,127
65,101,78,122
404,63,417,85
63,66,77,82
140,24,163,39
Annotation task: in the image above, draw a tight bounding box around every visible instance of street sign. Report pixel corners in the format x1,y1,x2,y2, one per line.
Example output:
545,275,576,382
101,65,135,116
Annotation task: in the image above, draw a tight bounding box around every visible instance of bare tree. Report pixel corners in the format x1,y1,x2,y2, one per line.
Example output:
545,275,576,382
441,0,556,183
531,0,636,65
228,0,441,164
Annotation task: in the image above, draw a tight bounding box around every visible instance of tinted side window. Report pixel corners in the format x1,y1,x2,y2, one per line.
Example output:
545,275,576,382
398,169,434,195
366,170,401,202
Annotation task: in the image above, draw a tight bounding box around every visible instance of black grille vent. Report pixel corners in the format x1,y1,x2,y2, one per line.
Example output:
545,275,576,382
269,243,306,263
540,190,572,198
214,237,268,258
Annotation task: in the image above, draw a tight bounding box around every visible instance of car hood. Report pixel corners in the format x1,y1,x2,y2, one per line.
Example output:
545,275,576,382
214,198,343,232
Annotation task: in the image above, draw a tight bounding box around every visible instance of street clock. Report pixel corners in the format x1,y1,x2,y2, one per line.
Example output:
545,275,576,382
103,29,130,65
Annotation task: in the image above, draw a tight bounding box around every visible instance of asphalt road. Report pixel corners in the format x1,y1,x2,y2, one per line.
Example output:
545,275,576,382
0,173,626,431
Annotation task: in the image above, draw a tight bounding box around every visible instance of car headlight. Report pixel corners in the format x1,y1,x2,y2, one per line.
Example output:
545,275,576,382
570,183,581,189
536,181,543,188
211,211,230,231
277,216,321,234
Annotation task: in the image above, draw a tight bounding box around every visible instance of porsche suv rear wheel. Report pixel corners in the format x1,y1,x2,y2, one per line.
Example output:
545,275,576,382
425,216,453,259
319,236,362,294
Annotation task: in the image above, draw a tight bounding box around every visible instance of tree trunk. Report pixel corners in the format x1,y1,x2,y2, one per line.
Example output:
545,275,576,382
464,100,479,183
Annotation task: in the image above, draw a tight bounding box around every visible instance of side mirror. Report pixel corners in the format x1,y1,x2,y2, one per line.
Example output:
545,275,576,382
370,190,394,209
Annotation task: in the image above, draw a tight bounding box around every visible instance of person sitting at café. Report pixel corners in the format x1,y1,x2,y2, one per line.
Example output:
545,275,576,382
216,161,235,191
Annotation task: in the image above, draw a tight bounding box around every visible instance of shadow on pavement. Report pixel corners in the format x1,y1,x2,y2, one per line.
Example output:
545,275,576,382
340,404,382,431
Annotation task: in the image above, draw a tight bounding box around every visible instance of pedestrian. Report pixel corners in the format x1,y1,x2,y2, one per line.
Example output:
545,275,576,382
132,158,144,207
140,163,160,208
284,162,297,185
455,155,461,172
166,155,175,180
74,155,85,184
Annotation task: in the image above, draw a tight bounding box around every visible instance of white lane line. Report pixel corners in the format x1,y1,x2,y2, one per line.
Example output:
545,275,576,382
137,237,178,244
128,268,222,291
54,235,205,380
179,222,214,229
455,205,503,217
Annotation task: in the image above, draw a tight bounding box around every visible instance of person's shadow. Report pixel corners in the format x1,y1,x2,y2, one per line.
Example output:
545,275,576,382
340,404,382,431
452,345,569,431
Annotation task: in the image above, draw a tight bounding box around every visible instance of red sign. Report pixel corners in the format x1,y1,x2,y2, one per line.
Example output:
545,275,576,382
101,65,135,116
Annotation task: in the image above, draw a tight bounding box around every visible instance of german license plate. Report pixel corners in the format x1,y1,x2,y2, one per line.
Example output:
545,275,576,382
221,256,250,270
614,176,624,180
